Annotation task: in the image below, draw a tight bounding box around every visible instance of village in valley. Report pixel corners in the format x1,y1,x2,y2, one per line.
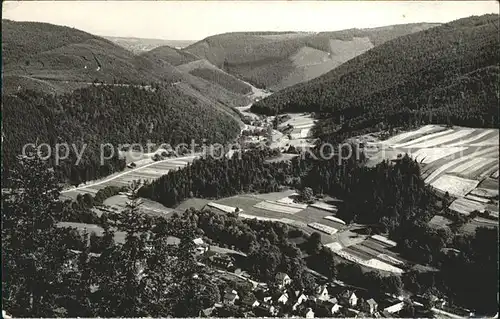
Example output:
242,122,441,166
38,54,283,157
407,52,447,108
2,2,498,318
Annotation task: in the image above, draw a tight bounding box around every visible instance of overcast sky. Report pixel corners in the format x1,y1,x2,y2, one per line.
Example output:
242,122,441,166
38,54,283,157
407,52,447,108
2,1,499,40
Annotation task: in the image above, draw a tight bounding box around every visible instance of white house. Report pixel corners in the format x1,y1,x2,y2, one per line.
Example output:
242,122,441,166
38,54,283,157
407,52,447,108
340,290,358,307
315,285,330,301
362,298,378,315
275,272,292,289
304,308,315,318
277,292,289,304
292,292,308,311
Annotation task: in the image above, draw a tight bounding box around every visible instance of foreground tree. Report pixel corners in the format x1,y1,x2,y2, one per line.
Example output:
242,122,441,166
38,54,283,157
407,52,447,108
2,154,70,317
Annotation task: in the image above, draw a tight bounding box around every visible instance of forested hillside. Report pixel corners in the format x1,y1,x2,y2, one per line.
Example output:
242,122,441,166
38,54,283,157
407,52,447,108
251,14,499,140
2,85,241,186
105,36,195,54
142,45,199,66
184,23,438,89
2,20,184,94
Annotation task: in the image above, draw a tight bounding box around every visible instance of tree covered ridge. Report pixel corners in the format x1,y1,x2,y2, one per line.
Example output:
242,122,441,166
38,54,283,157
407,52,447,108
251,14,499,138
189,67,252,95
1,19,110,66
2,85,241,186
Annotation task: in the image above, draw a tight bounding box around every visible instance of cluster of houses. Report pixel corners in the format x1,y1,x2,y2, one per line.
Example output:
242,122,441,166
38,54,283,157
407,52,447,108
200,269,407,318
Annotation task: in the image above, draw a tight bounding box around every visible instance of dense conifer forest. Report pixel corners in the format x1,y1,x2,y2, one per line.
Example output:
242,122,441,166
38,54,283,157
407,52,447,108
2,85,241,186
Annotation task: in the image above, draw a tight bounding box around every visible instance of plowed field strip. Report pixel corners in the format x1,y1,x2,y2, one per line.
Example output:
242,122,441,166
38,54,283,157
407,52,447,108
424,146,498,184
407,129,475,149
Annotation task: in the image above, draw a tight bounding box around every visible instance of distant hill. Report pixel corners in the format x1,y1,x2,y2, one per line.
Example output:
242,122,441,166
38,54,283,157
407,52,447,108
251,14,499,140
1,20,251,108
2,20,184,93
105,36,196,53
184,23,440,90
142,45,199,66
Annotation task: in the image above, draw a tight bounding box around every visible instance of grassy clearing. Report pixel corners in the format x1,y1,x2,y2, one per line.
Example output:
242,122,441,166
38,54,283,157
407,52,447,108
449,197,486,215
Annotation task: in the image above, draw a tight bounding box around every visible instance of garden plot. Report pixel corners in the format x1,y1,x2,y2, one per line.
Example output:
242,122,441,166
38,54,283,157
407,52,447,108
405,128,475,149
311,202,338,213
323,215,347,225
325,242,343,252
332,249,404,274
449,197,486,215
308,222,338,235
428,215,454,229
410,147,467,164
470,187,498,199
371,235,397,248
392,129,455,148
207,202,242,214
254,200,305,214
430,174,479,197
342,245,372,260
376,254,405,266
250,189,298,201
464,194,491,204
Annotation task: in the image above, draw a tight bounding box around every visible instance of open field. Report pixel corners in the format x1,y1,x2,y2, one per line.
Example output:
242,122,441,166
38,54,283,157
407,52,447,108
364,125,499,220
311,202,339,213
254,200,305,214
469,187,498,199
329,235,407,274
207,202,241,213
308,222,338,235
449,197,487,215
